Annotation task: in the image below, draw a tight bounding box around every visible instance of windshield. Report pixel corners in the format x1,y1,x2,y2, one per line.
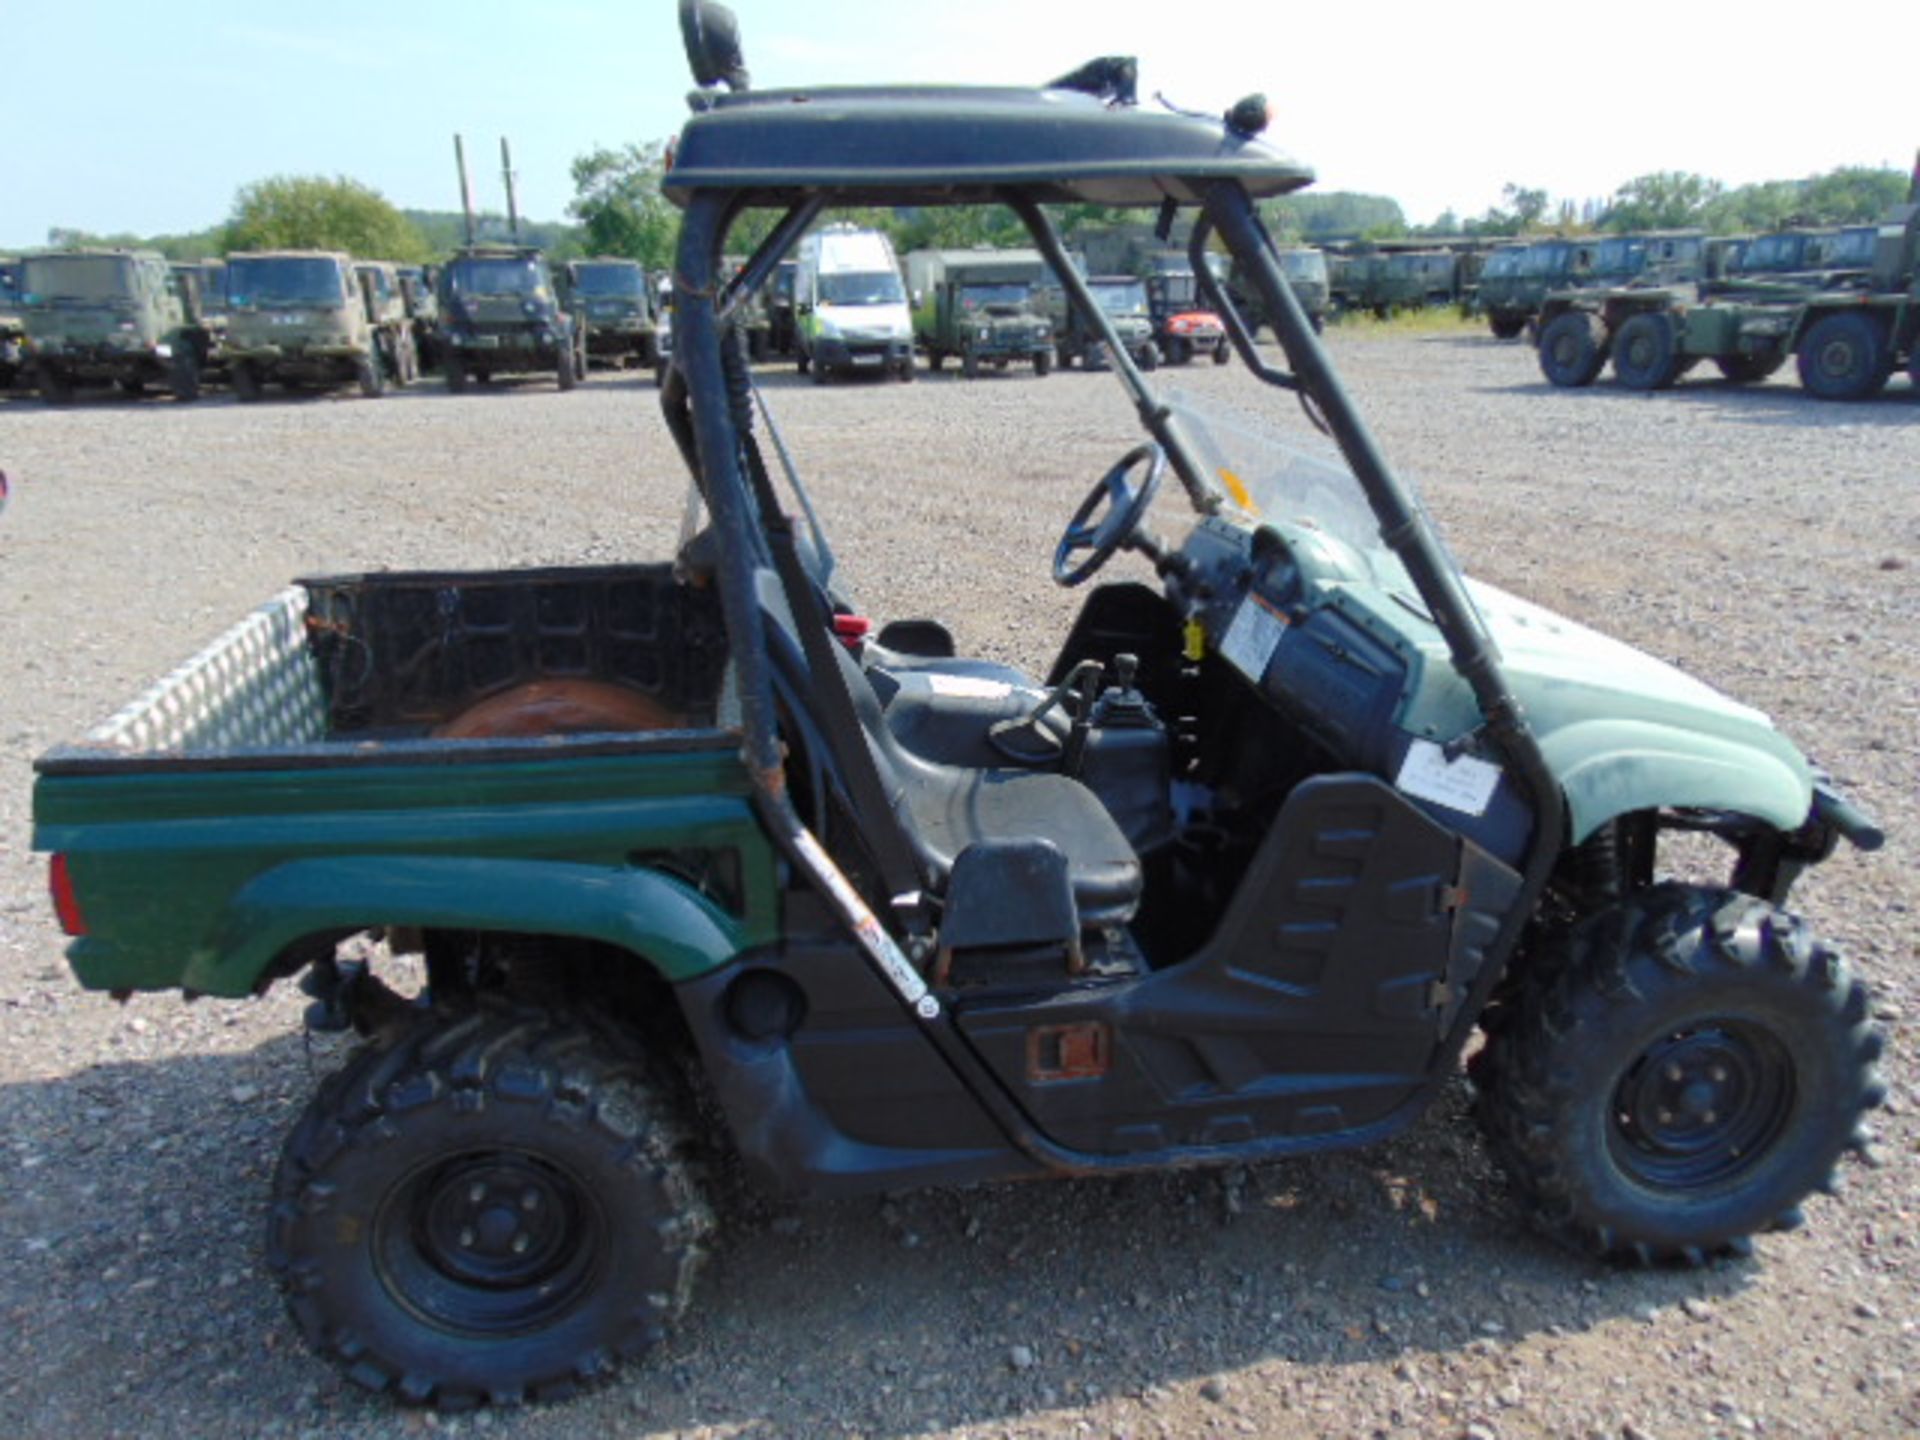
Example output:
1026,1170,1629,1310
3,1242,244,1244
1279,250,1327,283
1819,228,1877,267
1739,234,1807,272
1593,239,1644,274
228,257,347,307
21,255,134,303
575,264,646,297
1152,273,1197,306
1090,279,1149,315
449,258,546,296
0,264,20,307
957,282,1031,311
820,270,905,306
197,266,227,313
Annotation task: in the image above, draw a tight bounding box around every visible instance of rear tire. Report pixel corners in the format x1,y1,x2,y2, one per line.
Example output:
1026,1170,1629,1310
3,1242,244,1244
962,348,980,379
119,377,146,398
1796,311,1892,401
444,356,467,394
1489,314,1528,340
557,344,578,392
1610,312,1684,391
1211,339,1230,365
1536,310,1608,388
1033,349,1053,377
268,1002,713,1409
1475,884,1883,1264
1137,344,1159,372
356,352,384,399
232,362,265,402
896,356,914,383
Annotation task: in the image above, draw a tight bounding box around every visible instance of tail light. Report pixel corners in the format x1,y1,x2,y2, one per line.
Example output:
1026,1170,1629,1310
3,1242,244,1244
49,854,87,937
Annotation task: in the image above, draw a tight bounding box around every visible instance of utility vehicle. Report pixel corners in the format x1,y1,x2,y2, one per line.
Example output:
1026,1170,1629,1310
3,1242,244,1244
792,223,914,382
1041,267,1160,370
33,0,1886,1410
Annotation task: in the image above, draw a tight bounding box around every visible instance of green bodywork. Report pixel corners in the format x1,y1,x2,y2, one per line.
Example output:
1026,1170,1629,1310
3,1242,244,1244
906,249,1052,363
37,751,775,997
1257,522,1814,846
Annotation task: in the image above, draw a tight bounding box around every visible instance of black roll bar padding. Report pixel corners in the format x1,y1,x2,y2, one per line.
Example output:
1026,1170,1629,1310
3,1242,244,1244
673,192,786,786
1004,192,1219,517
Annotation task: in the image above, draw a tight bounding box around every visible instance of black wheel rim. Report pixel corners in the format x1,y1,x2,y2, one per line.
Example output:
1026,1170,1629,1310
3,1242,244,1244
1608,1019,1795,1192
375,1149,607,1335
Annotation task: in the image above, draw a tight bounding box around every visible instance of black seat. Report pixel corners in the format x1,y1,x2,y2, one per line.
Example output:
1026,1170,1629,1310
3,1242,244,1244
828,638,1143,925
754,571,1142,926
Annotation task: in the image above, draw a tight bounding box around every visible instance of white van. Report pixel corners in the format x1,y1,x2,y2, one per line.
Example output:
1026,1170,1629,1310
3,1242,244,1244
794,225,914,383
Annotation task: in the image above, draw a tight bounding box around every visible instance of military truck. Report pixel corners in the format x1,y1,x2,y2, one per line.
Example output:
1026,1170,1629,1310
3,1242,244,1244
223,251,394,401
1328,247,1464,318
722,254,774,361
1478,239,1574,338
564,257,658,369
171,259,230,380
1144,255,1228,364
0,258,23,391
31,1,1888,1410
355,261,423,385
396,265,442,371
1537,198,1920,398
906,247,1054,376
17,248,207,402
766,258,799,355
436,245,585,393
1227,248,1329,335
1041,268,1159,369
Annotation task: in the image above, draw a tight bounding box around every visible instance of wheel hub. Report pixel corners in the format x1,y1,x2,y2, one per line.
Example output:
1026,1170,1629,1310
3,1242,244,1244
377,1149,605,1334
1609,1020,1794,1190
1817,339,1855,378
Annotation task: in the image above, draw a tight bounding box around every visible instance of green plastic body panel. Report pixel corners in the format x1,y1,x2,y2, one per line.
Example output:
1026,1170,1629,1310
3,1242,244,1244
1302,563,1814,845
35,749,779,997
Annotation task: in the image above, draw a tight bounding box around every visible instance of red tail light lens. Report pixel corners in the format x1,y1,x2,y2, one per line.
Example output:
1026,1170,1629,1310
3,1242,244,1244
49,854,87,937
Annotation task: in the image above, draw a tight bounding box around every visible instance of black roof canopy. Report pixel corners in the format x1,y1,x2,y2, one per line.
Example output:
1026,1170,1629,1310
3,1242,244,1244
664,84,1315,209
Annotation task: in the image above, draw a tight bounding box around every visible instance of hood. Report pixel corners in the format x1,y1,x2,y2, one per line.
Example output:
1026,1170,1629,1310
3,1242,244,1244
1397,578,1812,840
817,300,911,340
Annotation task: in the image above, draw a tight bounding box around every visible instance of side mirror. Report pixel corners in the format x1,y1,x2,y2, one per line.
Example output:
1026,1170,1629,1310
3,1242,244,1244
911,290,923,308
680,0,749,91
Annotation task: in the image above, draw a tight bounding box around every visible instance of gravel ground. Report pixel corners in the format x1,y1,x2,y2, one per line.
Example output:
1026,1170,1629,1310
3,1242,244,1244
0,336,1915,1440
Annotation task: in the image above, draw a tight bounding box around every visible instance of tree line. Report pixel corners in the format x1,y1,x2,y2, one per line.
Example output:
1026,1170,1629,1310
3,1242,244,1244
34,155,1911,266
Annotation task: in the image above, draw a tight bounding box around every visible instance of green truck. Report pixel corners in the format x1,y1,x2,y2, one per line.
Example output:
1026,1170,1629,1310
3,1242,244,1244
17,248,208,402
34,0,1888,1410
224,251,400,401
905,246,1054,376
565,257,659,369
1227,248,1329,334
436,245,585,392
1040,267,1159,369
1537,202,1919,397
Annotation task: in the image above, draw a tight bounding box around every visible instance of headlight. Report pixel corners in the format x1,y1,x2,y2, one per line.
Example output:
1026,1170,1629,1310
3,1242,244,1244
976,326,990,342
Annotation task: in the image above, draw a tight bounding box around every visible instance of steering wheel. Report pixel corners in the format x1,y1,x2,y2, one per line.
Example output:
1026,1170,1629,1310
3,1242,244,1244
1052,443,1166,588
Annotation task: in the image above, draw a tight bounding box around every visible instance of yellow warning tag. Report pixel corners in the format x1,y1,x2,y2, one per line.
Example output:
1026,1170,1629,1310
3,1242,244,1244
1183,617,1206,662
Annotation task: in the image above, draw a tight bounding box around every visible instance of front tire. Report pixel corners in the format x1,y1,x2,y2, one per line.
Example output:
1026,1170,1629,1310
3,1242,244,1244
269,1003,713,1409
1537,310,1609,388
1033,349,1052,377
357,352,385,398
1475,885,1883,1264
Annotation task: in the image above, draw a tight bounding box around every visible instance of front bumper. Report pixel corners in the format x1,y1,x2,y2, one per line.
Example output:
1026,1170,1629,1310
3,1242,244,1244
813,337,911,369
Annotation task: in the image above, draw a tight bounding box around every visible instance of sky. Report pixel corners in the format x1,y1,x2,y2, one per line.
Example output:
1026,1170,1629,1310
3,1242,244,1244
5,0,1914,250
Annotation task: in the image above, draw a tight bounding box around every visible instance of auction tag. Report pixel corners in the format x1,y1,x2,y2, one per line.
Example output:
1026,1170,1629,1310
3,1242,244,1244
1220,593,1288,683
1396,738,1500,817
